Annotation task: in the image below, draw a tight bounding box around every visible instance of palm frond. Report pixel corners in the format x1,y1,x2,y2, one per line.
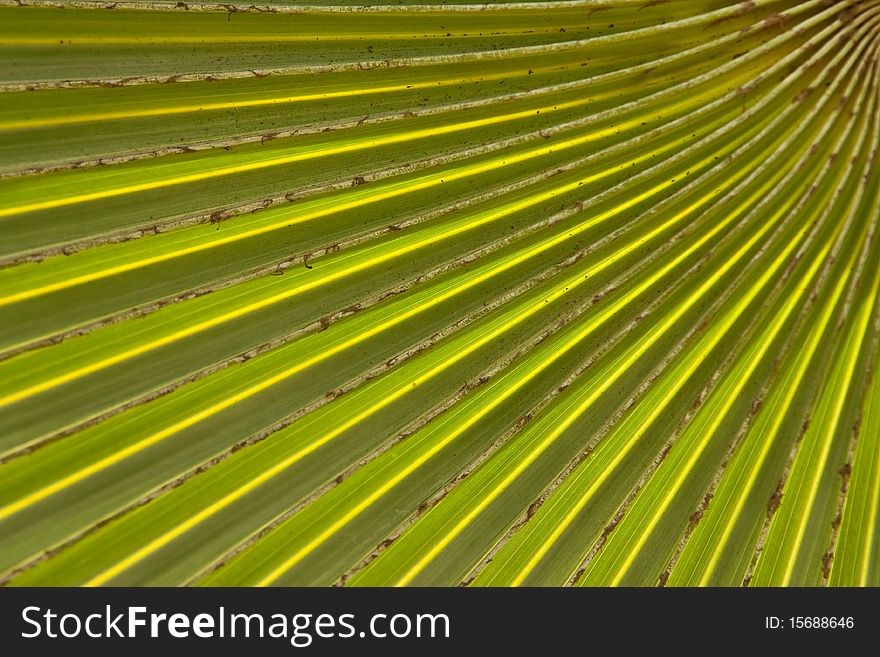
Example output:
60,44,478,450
0,0,877,587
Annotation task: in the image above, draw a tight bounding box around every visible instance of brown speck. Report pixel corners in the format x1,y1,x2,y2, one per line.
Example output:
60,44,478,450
793,87,814,103
209,210,228,228
762,12,786,29
839,462,852,484
767,481,784,515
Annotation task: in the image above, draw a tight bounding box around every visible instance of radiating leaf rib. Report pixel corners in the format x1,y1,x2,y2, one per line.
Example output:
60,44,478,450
475,55,875,583
0,0,818,261
0,1,791,177
1,0,877,590
0,55,812,580
668,54,880,587
0,14,791,261
2,84,772,574
206,98,828,585
749,195,880,585
1,123,739,581
829,322,880,586
0,124,709,453
0,38,790,456
355,117,853,585
0,0,840,472
348,5,872,584
575,54,880,587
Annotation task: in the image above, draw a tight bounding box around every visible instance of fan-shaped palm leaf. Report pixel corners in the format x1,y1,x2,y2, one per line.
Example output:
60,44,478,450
0,0,877,587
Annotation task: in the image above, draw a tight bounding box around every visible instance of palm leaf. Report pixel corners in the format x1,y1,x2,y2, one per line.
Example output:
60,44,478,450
0,0,877,587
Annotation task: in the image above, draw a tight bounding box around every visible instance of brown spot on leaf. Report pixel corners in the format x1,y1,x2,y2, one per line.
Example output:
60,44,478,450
767,481,784,515
761,12,787,29
209,210,229,228
711,1,755,27
793,87,814,103
526,500,542,519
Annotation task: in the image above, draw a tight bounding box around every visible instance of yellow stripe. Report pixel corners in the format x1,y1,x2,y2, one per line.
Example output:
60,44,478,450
0,144,677,522
0,27,584,47
527,167,810,585
405,182,798,586
777,286,878,585
609,225,833,586
518,364,692,582
257,293,618,587
0,84,717,309
396,351,635,586
85,149,709,585
174,34,828,581
858,384,880,585
259,151,759,585
0,87,729,536
0,115,610,309
251,167,705,586
0,78,727,314
3,111,680,405
0,60,582,131
255,381,506,587
723,49,880,585
0,71,724,224
1,85,677,313
84,247,586,586
0,95,593,220
493,147,797,584
697,266,850,585
512,317,727,585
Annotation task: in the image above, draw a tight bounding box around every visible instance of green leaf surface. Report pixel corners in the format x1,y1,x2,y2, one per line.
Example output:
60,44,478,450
1,0,878,588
